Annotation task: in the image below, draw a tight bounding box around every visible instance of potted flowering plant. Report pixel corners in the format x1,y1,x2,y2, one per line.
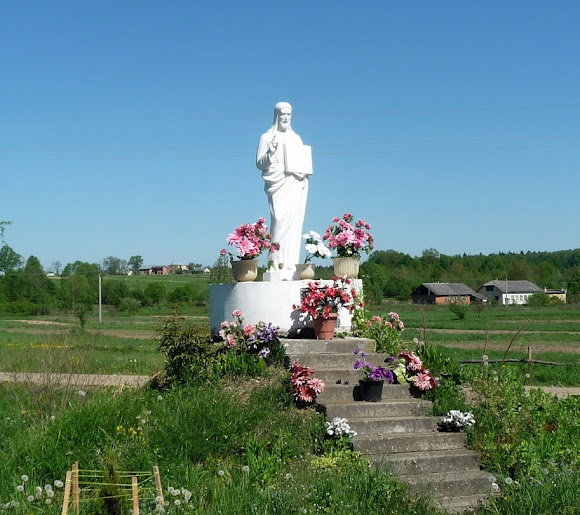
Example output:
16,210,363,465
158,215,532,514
394,351,438,392
323,213,374,278
295,230,331,280
221,217,280,281
353,349,394,402
294,276,358,340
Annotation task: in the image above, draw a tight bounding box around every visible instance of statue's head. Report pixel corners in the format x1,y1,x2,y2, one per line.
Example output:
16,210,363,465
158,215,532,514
273,101,292,132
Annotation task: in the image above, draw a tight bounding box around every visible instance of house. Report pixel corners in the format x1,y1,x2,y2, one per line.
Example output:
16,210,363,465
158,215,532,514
139,265,169,276
544,288,567,303
168,263,189,274
477,280,542,305
411,283,486,305
203,267,211,274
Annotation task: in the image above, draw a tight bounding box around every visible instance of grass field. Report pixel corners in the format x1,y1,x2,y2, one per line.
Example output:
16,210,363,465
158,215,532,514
1,293,579,384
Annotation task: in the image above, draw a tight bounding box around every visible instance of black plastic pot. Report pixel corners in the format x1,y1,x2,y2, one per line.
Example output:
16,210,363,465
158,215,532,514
359,380,384,402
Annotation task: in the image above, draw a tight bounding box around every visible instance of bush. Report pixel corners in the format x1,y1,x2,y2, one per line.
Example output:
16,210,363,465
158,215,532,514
118,297,140,314
155,312,215,385
448,301,468,320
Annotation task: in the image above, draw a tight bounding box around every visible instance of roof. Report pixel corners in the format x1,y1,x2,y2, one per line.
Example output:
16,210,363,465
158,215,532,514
418,282,480,297
480,280,542,294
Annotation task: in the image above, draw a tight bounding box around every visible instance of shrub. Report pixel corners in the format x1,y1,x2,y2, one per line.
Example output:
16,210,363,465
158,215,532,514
155,312,215,385
448,301,468,320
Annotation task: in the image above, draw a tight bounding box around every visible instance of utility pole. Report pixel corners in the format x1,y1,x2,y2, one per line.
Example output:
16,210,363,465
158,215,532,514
98,265,102,324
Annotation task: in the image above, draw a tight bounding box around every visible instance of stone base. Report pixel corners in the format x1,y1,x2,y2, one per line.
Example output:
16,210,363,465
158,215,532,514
210,279,362,336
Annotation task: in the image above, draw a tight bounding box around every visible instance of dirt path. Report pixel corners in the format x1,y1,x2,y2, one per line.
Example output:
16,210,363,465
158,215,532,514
439,342,580,354
0,372,150,388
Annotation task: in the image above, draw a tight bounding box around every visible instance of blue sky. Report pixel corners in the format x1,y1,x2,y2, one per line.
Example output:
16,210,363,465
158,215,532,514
2,1,579,270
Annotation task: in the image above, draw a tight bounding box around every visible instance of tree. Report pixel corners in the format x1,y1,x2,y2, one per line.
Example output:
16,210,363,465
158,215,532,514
144,282,166,306
360,262,386,305
128,255,143,275
0,221,11,243
50,260,62,275
188,262,202,274
0,245,22,273
102,256,125,275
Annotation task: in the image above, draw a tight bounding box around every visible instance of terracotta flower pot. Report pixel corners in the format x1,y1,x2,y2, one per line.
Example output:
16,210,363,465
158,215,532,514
313,313,338,340
332,257,360,278
359,379,384,402
231,259,258,282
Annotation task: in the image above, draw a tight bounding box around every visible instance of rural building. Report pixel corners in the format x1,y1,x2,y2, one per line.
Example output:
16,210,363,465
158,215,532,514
203,267,211,274
411,283,486,305
168,263,189,273
139,265,169,276
544,288,567,303
477,280,542,305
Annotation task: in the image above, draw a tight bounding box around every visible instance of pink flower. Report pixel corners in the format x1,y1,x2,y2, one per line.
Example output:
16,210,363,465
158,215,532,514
398,320,405,330
220,321,228,329
243,324,255,336
413,372,435,391
332,217,339,222
309,378,325,394
232,309,244,317
258,217,266,223
225,334,236,347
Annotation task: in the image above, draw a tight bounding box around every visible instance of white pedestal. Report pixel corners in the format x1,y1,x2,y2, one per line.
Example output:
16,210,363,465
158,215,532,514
210,279,362,336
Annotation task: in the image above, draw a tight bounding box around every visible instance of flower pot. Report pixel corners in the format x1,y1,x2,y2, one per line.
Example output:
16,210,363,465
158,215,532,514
313,313,338,340
231,259,258,282
359,380,384,402
332,257,360,278
295,263,316,280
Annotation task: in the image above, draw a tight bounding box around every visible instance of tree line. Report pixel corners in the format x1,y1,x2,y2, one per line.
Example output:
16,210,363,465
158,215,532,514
358,248,580,304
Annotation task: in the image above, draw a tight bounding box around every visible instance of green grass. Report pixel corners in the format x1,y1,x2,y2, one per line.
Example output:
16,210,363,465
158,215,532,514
0,376,445,514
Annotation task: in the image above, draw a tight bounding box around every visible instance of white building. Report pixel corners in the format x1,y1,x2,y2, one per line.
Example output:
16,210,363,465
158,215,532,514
478,280,543,305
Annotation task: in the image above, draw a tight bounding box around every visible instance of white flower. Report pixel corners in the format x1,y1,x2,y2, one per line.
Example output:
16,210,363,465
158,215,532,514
174,499,181,506
482,354,488,361
47,490,54,498
491,482,500,493
157,395,163,401
54,480,64,488
16,485,24,493
45,498,52,505
183,489,192,502
172,489,180,496
27,495,34,502
35,487,43,495
77,390,86,397
505,477,514,485
242,465,250,473
218,470,225,476
44,484,52,492
155,496,163,503
50,415,55,421
21,475,29,482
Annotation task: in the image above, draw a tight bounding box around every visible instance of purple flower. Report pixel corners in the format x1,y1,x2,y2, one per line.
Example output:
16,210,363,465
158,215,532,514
353,358,364,370
258,347,271,358
369,366,388,381
353,349,360,355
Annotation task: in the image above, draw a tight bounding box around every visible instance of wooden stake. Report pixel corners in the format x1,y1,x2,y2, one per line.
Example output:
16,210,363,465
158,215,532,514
132,476,139,515
153,465,163,504
61,470,72,515
72,462,79,514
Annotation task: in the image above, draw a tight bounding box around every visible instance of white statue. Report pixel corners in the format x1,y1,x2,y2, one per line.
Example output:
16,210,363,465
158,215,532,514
256,102,312,280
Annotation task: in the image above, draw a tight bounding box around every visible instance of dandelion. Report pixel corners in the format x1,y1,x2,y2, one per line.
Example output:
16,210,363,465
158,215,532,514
44,484,52,492
77,390,86,397
47,490,54,498
45,499,52,505
174,499,181,506
505,477,514,485
54,480,64,488
482,354,488,361
35,487,42,495
50,415,55,421
242,465,250,473
155,496,163,503
16,485,24,493
525,373,531,378
27,495,34,502
491,482,500,493
21,475,29,482
218,470,225,476
157,394,163,401
285,473,292,480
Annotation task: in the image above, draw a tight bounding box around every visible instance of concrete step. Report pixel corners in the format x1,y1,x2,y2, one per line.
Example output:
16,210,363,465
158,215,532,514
437,493,490,513
283,337,375,355
324,399,431,420
354,432,466,455
401,470,496,499
288,352,389,369
370,449,482,475
317,383,419,402
348,416,439,436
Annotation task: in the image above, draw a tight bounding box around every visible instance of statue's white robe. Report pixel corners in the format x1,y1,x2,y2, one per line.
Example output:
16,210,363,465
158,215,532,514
256,128,309,274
